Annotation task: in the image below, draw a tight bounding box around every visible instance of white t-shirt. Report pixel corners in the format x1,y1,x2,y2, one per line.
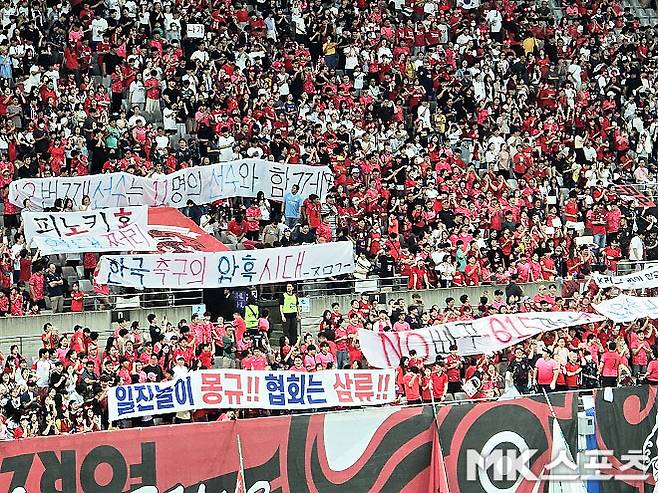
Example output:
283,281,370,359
486,10,503,32
217,135,236,161
629,236,644,261
91,17,108,42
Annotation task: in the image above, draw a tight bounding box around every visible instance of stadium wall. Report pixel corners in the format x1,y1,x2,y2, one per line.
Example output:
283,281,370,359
0,369,654,493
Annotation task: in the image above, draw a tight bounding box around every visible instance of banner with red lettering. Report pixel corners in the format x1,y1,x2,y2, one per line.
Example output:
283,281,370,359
358,312,605,368
94,241,355,288
108,369,396,421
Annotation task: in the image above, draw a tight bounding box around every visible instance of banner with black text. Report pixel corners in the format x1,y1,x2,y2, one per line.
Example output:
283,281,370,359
10,159,333,209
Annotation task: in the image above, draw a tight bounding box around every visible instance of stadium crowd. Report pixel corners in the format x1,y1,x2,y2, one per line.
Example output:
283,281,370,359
0,0,656,438
1,281,657,438
0,0,654,302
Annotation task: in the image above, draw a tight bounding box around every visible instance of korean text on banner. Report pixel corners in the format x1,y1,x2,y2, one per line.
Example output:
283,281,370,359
359,312,605,368
108,369,396,420
592,265,658,289
95,242,355,288
9,159,334,209
593,295,658,323
22,206,157,254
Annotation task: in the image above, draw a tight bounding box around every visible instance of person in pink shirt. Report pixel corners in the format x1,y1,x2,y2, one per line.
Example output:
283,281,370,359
374,311,392,332
315,342,335,369
334,319,350,369
392,313,410,332
515,255,532,283
533,348,559,393
304,345,318,370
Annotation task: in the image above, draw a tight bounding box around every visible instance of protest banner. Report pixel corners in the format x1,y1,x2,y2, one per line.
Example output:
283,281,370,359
592,265,658,289
22,206,157,254
95,241,355,288
358,312,605,368
9,159,334,209
186,23,205,38
108,368,396,421
593,295,658,323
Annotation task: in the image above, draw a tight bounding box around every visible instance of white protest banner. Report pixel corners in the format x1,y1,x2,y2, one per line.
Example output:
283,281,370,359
186,23,205,38
9,159,334,209
593,295,658,323
95,241,355,288
358,312,605,368
457,0,480,8
108,368,396,420
592,265,658,289
22,206,157,254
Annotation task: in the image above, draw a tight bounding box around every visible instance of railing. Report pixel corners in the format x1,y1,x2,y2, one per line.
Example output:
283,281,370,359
37,288,204,315
615,260,657,275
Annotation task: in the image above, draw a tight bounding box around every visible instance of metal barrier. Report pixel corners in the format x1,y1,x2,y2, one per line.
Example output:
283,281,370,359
296,276,410,298
29,288,203,316
615,260,657,275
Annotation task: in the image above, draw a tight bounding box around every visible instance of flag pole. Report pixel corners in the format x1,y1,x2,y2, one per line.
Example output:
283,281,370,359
430,381,451,493
235,433,246,493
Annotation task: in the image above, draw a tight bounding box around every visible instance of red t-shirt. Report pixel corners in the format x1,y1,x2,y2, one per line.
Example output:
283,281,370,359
432,372,448,398
600,351,623,377
71,291,84,312
29,272,44,300
233,318,247,342
334,327,348,351
632,340,650,366
646,360,658,381
565,362,580,388
404,373,420,401
445,354,461,382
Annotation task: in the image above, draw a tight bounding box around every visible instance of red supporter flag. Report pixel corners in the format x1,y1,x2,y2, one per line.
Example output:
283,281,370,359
235,434,246,493
428,428,450,493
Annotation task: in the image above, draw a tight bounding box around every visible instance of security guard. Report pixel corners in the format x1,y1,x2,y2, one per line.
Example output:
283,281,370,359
279,283,300,345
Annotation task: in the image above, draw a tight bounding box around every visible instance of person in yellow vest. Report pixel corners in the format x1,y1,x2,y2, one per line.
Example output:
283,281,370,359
244,295,260,337
279,283,300,345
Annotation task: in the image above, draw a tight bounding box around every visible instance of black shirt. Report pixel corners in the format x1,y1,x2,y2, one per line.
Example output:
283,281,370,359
143,364,164,382
45,271,63,297
507,358,532,386
149,324,162,344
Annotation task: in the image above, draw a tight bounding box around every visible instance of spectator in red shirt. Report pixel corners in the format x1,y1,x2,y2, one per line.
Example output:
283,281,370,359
403,367,421,405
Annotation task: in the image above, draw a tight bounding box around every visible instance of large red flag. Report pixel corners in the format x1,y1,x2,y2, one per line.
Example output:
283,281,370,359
428,427,450,493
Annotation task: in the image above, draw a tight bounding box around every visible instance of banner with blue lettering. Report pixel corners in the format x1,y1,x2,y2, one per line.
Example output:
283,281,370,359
9,159,334,209
22,206,157,254
94,242,355,288
107,369,396,421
